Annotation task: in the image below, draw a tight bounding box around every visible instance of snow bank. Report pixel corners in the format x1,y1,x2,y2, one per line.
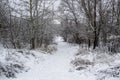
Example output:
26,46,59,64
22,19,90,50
0,48,46,78
71,47,120,80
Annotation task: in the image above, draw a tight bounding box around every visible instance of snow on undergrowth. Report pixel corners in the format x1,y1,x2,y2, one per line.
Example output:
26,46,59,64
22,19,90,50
71,47,120,80
1,36,120,80
38,44,57,54
0,47,47,78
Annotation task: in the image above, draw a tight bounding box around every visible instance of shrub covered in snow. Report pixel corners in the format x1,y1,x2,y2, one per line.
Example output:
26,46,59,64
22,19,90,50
71,58,93,70
97,65,120,80
40,44,57,54
107,36,120,53
71,46,120,80
71,47,119,71
0,48,39,78
0,62,24,78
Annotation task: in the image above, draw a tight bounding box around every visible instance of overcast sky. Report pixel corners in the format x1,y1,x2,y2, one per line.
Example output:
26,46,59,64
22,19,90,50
54,0,61,10
10,0,61,9
9,0,61,24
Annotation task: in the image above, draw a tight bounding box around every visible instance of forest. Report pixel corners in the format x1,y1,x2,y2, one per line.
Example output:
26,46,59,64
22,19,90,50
0,0,120,80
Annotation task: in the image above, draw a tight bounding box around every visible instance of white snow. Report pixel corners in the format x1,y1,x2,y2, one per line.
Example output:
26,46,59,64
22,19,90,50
1,36,120,80
1,36,79,80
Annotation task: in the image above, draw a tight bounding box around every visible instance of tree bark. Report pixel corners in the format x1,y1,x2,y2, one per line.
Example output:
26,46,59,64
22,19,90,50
93,0,98,49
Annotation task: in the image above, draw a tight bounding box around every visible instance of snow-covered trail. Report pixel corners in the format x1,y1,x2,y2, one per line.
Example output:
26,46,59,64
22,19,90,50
3,36,120,80
36,37,81,80
7,36,93,80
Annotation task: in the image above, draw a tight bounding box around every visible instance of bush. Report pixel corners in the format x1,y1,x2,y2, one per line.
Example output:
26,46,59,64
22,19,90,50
0,49,37,78
40,44,57,54
107,36,120,53
97,65,120,80
0,62,24,78
71,58,93,70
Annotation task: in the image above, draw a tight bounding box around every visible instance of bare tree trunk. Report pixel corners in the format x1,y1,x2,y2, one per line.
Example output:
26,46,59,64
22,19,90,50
93,0,98,49
88,39,91,48
30,37,35,49
29,0,35,49
117,0,120,27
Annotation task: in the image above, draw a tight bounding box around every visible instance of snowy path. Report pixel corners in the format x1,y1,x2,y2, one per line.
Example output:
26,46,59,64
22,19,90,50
2,36,120,80
7,37,95,80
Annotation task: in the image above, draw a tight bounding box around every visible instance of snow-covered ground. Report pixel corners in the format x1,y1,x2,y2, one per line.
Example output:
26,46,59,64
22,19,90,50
2,36,82,80
1,36,120,80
